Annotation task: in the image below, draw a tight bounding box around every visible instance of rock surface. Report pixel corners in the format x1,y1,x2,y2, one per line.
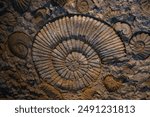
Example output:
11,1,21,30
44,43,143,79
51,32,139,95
0,0,149,99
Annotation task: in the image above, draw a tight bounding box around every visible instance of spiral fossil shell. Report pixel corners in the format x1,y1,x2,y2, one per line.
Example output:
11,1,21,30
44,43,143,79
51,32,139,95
129,32,150,60
32,15,126,91
103,75,123,92
113,22,132,38
140,0,150,15
76,0,90,13
0,11,17,26
12,0,31,14
8,32,31,59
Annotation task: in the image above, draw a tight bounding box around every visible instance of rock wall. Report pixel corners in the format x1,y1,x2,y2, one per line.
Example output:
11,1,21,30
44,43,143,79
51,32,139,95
0,0,149,99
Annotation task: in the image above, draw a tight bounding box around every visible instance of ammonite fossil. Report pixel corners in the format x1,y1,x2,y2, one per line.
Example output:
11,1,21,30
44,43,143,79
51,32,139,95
103,75,123,92
140,0,150,15
129,32,150,60
0,1,7,15
12,0,31,14
113,22,132,38
76,0,90,13
32,15,126,91
8,32,31,59
0,11,17,26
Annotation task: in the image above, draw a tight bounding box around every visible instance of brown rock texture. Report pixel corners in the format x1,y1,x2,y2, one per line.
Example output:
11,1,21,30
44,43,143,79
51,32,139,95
0,0,149,99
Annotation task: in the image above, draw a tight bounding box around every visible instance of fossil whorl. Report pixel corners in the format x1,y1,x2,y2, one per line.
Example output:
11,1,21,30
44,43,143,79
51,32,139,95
32,15,126,91
113,22,132,38
12,0,31,14
8,32,31,59
129,32,150,60
140,0,150,15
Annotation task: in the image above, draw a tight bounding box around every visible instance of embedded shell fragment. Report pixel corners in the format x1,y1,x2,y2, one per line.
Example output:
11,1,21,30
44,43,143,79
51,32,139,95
0,11,17,26
32,15,126,91
103,75,123,92
113,22,132,37
8,32,31,59
129,32,150,59
12,0,31,14
76,0,90,13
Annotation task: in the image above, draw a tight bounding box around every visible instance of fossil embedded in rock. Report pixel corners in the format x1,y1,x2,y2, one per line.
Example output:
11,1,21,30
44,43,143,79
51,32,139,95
140,0,150,15
12,0,31,14
103,75,123,92
8,32,31,59
113,22,132,38
129,32,150,60
0,11,17,26
76,0,90,13
32,15,126,91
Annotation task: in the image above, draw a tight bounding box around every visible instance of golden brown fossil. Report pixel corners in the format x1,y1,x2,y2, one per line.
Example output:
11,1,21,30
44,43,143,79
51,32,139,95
32,15,126,91
129,32,150,60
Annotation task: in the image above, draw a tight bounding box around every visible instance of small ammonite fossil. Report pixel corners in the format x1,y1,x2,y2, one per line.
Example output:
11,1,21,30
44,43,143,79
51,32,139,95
103,75,123,92
140,0,150,15
113,22,132,38
8,32,31,59
129,32,150,60
32,15,126,91
76,0,91,13
0,11,17,27
12,0,31,14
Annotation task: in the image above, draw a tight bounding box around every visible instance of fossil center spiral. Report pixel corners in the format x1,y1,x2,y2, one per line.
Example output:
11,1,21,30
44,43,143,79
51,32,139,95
51,39,101,81
65,52,88,71
135,41,145,52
